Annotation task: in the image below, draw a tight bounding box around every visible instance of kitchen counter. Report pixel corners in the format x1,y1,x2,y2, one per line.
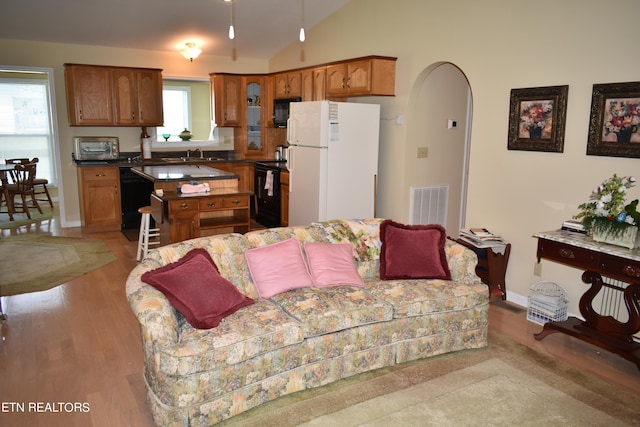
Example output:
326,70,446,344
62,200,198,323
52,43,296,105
130,165,238,182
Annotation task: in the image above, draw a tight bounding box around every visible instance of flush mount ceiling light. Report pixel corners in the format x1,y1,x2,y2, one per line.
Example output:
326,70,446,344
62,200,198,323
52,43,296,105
180,42,202,62
299,0,306,42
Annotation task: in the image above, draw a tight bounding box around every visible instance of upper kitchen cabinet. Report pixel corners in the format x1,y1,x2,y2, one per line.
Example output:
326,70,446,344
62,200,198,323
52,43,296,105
210,73,242,127
112,68,163,126
64,64,114,126
325,56,397,98
274,71,301,99
64,64,163,126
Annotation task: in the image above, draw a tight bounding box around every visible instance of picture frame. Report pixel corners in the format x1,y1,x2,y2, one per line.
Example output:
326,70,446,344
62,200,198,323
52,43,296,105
507,85,568,153
586,81,640,158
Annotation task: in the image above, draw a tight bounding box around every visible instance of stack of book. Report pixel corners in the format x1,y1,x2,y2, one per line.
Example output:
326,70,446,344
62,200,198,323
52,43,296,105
561,220,586,234
459,228,507,248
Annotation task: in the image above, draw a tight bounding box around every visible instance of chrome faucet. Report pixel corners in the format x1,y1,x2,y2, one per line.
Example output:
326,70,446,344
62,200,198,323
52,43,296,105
187,148,203,158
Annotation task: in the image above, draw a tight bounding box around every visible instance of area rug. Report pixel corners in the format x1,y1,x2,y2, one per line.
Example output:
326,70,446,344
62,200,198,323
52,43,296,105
218,331,639,427
0,234,116,296
0,205,53,229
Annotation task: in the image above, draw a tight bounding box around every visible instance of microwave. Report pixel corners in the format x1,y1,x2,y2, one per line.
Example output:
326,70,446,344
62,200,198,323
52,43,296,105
273,97,301,128
74,136,120,162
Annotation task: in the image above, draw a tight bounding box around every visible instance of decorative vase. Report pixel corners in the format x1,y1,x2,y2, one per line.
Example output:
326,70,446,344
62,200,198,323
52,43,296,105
179,128,192,141
528,126,543,139
592,225,639,249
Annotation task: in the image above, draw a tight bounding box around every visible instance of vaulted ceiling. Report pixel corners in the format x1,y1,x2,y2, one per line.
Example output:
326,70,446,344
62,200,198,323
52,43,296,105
0,0,351,59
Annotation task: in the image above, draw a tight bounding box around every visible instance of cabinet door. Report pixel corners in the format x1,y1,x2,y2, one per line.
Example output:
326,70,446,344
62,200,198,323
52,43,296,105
274,73,289,99
212,74,242,127
301,69,313,101
65,65,114,126
79,167,121,228
169,200,199,242
345,59,373,94
312,68,326,100
325,64,348,97
286,72,301,97
112,68,138,125
274,72,301,98
136,70,164,126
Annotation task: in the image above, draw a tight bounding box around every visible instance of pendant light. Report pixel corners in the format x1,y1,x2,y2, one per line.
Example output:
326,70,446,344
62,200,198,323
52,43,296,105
299,0,306,42
228,0,235,40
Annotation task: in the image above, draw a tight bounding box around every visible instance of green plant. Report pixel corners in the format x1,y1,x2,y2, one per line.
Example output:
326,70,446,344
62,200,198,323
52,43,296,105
573,174,638,236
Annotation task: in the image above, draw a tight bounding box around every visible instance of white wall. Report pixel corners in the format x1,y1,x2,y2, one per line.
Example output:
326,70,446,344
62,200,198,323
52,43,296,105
270,0,640,313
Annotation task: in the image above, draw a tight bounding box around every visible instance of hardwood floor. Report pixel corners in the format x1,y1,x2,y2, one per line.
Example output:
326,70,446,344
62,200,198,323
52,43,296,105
1,216,638,427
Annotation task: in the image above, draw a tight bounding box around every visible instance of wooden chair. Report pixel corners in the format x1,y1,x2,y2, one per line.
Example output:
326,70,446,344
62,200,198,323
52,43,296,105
6,163,42,219
5,158,53,208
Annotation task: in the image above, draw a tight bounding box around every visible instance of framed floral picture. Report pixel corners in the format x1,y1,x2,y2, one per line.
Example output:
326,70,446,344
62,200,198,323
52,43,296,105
587,81,640,158
507,85,568,152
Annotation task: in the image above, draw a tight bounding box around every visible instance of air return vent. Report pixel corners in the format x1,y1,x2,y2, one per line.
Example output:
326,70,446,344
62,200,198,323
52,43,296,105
409,185,448,227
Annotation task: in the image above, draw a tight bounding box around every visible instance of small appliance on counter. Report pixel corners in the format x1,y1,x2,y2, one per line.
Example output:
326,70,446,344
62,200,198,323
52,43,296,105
73,136,119,162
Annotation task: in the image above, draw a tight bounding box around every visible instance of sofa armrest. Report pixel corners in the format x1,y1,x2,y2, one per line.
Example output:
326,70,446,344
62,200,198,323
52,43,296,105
125,262,179,350
445,240,482,285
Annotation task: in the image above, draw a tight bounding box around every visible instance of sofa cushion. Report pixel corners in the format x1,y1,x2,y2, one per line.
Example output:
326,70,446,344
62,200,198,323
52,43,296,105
304,242,364,288
141,248,254,329
379,220,451,280
365,278,489,318
245,238,314,298
270,286,393,337
173,299,305,373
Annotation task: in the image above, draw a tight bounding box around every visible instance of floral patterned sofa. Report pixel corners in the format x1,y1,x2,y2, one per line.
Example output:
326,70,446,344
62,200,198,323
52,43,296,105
126,219,488,426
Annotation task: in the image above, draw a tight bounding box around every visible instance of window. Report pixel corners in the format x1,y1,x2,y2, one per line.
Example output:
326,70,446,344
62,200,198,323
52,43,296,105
157,85,191,141
0,72,56,184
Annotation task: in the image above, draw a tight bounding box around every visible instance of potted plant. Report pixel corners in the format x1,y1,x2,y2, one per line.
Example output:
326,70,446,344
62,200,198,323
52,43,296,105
573,174,640,249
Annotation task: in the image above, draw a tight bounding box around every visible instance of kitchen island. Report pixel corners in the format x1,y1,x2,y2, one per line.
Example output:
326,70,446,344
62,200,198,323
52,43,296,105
132,165,252,244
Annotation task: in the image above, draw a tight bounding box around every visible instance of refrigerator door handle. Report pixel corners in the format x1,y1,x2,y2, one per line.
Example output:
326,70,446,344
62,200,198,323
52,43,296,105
288,146,294,193
286,118,294,144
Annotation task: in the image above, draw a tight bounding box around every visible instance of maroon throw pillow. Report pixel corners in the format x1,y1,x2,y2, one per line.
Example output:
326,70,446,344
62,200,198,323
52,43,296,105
141,248,254,329
379,220,451,280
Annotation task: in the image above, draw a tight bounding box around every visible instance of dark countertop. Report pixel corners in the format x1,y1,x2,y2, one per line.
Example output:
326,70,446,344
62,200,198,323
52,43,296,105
131,165,238,182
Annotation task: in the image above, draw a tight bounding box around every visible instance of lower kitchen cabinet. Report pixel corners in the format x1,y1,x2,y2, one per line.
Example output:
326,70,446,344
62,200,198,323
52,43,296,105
78,166,122,230
280,170,289,226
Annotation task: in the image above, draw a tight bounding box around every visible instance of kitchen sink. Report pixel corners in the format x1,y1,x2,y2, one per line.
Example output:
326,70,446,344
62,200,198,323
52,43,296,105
159,157,226,163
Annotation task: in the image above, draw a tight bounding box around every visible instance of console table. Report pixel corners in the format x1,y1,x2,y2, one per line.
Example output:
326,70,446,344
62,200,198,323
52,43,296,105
533,230,640,370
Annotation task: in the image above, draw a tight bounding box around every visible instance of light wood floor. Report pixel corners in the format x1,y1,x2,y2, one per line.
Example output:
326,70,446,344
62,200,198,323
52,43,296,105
1,216,639,427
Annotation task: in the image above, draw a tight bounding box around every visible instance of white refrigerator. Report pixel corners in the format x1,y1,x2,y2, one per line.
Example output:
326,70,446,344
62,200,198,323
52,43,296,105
286,101,380,226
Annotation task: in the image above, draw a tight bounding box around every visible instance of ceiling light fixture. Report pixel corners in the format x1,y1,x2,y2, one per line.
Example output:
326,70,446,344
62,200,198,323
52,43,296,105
228,0,235,40
180,42,202,62
299,0,306,42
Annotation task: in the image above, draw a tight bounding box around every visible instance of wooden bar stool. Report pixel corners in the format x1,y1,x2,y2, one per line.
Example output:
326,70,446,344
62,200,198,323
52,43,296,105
136,206,160,261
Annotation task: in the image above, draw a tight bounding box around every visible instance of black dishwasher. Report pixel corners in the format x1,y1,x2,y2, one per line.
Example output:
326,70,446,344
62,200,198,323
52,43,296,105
119,167,155,229
254,163,281,227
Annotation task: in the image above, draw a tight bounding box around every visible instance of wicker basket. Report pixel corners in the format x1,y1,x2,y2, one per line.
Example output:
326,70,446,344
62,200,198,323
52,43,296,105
527,281,568,325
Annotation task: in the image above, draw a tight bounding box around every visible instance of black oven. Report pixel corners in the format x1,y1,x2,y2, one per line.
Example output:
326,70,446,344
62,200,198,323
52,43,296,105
254,163,281,227
273,97,301,128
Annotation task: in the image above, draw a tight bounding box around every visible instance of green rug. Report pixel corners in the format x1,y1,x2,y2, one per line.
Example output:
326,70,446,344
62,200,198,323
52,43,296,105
0,234,116,296
0,205,53,229
218,331,639,426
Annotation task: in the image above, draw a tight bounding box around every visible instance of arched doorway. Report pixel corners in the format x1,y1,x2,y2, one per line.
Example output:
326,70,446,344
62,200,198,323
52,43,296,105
404,62,472,236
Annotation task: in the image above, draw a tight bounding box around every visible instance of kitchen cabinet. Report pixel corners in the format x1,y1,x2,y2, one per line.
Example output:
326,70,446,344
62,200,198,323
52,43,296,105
325,57,396,98
274,71,301,99
64,64,163,126
65,65,114,126
280,170,289,226
313,68,326,101
77,166,122,230
211,162,253,193
112,68,163,126
151,192,251,244
211,73,242,127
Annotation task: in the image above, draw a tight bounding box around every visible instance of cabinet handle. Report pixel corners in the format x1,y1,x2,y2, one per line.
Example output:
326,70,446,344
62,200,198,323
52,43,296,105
558,248,575,259
95,173,106,177
79,110,83,120
232,200,240,205
140,111,143,121
345,77,351,89
207,201,216,207
341,78,346,89
131,111,135,120
180,203,190,209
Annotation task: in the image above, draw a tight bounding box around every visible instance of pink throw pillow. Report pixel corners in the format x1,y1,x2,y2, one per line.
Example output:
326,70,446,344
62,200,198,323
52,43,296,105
380,220,451,280
141,248,254,329
245,238,314,298
304,242,364,288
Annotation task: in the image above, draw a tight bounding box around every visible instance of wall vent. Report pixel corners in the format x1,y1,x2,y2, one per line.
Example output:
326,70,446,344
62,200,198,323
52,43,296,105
409,185,448,227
